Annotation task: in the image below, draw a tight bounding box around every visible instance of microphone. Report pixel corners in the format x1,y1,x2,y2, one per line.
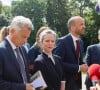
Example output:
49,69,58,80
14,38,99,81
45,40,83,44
88,64,100,86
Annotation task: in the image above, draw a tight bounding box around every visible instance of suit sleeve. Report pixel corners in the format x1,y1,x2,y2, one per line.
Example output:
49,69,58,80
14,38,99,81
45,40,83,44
85,46,92,66
28,46,40,64
0,49,26,90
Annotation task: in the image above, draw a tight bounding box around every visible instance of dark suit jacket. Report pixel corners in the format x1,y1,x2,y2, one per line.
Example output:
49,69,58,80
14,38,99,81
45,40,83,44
0,39,30,90
53,33,84,90
85,44,100,90
33,52,64,90
28,44,41,64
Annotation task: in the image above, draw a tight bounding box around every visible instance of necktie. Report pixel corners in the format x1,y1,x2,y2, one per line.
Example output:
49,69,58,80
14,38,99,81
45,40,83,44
15,48,27,84
76,40,80,61
74,40,81,80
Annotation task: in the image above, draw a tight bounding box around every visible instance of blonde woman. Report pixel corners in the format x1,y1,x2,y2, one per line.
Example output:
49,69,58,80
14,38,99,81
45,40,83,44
33,29,65,90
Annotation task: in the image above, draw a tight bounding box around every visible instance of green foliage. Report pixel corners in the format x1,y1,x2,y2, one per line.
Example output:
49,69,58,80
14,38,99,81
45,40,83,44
0,0,100,49
0,1,12,28
81,1,99,50
0,14,9,29
46,0,70,37
0,1,2,14
11,0,45,45
68,0,99,51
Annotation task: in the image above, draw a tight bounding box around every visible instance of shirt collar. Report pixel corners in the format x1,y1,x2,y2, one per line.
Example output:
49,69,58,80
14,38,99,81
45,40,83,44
70,33,80,42
43,50,52,58
6,36,17,50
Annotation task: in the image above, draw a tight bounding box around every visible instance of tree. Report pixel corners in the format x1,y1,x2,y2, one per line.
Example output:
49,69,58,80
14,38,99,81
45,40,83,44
11,0,45,45
46,0,70,36
68,0,99,50
0,1,2,14
0,14,9,29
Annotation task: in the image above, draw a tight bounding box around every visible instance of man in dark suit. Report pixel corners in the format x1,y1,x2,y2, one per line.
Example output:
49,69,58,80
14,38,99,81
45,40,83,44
85,30,100,90
0,16,35,90
54,16,88,90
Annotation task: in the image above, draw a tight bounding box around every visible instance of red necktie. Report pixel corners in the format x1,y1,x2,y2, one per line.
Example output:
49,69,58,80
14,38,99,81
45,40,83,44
76,40,80,60
74,40,81,80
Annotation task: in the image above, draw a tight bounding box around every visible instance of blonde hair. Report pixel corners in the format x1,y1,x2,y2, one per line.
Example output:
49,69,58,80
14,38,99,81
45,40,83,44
0,26,9,42
39,29,57,42
35,26,50,46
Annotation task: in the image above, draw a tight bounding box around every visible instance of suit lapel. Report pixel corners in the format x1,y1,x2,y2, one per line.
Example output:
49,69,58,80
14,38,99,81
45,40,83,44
42,53,61,80
67,34,77,58
53,55,63,79
67,34,84,64
19,47,27,68
5,39,22,75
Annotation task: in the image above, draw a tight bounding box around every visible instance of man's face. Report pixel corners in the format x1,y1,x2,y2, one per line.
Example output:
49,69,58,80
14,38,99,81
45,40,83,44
11,27,31,47
74,19,86,36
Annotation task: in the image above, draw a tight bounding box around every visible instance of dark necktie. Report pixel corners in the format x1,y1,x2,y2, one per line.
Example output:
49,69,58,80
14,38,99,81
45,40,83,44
76,40,80,61
15,48,27,84
74,40,81,80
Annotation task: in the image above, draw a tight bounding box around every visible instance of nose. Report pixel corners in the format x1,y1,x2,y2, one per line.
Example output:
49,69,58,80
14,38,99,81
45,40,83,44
84,24,86,29
49,41,53,45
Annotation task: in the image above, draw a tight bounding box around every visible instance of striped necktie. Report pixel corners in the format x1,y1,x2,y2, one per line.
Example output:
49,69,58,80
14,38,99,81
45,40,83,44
15,48,27,84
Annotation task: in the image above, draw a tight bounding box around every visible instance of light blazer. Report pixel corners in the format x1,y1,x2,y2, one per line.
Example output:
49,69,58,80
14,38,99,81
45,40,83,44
0,39,30,90
54,33,84,90
85,44,100,90
33,52,64,90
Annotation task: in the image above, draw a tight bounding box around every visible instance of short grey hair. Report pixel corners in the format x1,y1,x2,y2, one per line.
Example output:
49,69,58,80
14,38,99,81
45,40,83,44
67,16,84,30
9,16,34,31
39,29,57,42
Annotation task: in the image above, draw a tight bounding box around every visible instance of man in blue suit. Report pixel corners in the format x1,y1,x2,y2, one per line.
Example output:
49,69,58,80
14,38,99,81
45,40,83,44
0,16,35,90
85,30,100,90
54,16,88,90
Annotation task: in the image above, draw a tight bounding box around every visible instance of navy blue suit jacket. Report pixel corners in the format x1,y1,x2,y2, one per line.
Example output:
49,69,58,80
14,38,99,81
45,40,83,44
28,45,41,64
85,44,100,90
86,44,100,66
0,39,30,90
54,33,84,90
33,52,64,90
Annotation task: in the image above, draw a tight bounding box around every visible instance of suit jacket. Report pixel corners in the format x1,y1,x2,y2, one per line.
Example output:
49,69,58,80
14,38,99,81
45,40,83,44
28,44,41,64
0,39,30,90
53,33,84,90
33,52,64,90
85,44,100,90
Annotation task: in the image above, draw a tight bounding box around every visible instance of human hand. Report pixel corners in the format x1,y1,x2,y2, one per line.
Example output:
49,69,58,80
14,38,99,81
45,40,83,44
60,81,66,90
80,64,88,73
26,83,35,90
90,86,97,90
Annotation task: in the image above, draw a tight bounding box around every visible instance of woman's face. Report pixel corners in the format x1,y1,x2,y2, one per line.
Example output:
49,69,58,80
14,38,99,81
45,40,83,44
41,33,56,54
